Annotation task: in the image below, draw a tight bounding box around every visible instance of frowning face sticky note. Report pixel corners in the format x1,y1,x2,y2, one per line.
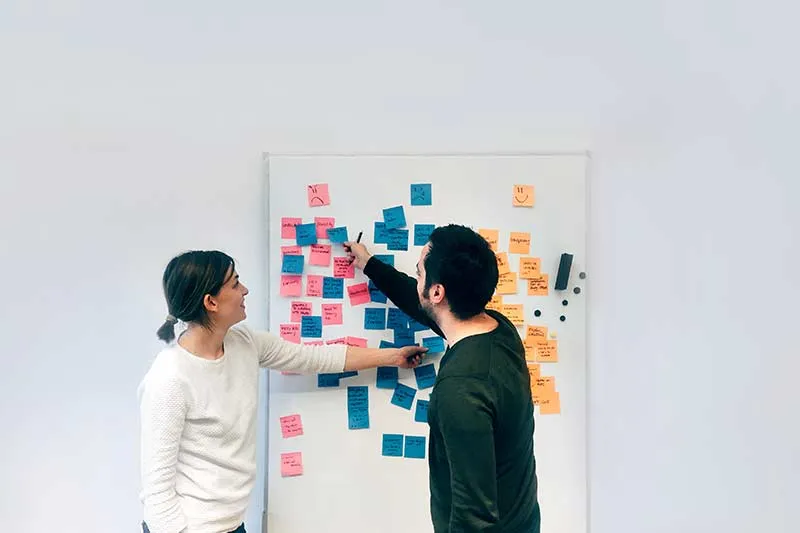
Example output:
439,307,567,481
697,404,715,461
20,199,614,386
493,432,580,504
478,229,499,251
509,232,531,254
519,257,541,279
410,184,432,206
307,184,330,207
512,184,534,207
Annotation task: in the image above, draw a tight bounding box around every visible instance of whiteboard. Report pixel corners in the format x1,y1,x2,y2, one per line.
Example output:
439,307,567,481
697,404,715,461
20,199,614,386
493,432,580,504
263,152,589,533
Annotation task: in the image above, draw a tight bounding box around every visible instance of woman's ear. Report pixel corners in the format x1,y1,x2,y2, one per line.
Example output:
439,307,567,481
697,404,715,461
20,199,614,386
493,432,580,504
203,294,218,313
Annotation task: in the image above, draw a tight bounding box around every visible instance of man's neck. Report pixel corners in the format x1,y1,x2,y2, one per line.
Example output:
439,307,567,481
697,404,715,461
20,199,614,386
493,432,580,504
179,324,227,360
435,311,498,347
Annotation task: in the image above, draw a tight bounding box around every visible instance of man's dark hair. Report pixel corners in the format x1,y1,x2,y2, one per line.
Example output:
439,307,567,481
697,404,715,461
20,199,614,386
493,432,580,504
423,224,499,320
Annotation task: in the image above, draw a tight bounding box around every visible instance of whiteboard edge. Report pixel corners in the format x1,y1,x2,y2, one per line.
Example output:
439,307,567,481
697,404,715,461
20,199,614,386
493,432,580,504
261,152,272,533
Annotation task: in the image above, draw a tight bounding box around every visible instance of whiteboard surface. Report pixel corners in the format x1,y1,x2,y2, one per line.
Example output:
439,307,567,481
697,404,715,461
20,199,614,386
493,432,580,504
265,153,588,533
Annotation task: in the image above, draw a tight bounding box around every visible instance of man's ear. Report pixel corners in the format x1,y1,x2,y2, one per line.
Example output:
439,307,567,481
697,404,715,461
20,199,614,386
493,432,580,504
430,283,445,304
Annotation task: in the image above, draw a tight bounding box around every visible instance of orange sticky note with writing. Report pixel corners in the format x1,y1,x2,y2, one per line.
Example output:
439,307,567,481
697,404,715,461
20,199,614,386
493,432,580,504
531,376,557,405
519,257,541,279
478,229,499,251
512,184,535,207
539,392,561,415
497,272,518,295
527,274,549,296
280,452,304,477
495,252,510,274
501,304,524,325
509,232,531,254
535,340,558,363
523,337,538,362
486,294,503,312
526,325,548,341
527,363,541,381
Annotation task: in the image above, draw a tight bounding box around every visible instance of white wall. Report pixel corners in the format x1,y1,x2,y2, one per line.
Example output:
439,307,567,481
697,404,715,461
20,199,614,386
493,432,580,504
1,2,797,533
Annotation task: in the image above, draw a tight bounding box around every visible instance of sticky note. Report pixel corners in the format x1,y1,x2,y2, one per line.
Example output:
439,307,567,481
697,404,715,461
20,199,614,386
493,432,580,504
382,434,404,457
339,370,358,378
414,364,437,389
309,244,332,266
374,222,389,244
526,325,548,341
533,376,556,398
318,373,340,387
391,383,416,410
282,254,304,274
281,217,302,239
314,217,335,239
306,275,323,297
281,245,302,256
527,363,541,381
523,337,538,362
290,301,313,322
327,226,348,243
535,340,559,363
410,183,432,206
322,277,344,299
539,392,561,415
379,340,396,349
383,205,406,229
414,399,429,423
333,257,355,278
364,307,387,330
393,327,416,348
280,414,303,438
512,184,535,207
486,294,503,312
321,303,343,326
369,280,387,303
408,318,430,332
295,223,318,246
303,341,324,346
387,308,409,330
347,282,370,306
422,336,446,354
280,275,302,297
520,257,541,279
414,224,435,246
478,228,499,251
326,337,347,345
502,304,524,325
347,386,369,430
376,367,398,389
280,323,301,344
307,183,330,207
404,435,426,459
300,316,323,338
527,274,549,296
495,252,510,274
373,254,395,266
345,336,368,348
280,452,303,477
509,232,531,254
497,272,518,295
386,229,409,251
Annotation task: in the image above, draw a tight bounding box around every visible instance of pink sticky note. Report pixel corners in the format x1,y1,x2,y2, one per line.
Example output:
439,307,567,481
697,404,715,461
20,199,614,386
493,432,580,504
315,217,336,238
306,275,323,297
333,257,355,278
280,414,304,438
280,324,301,344
281,217,302,239
345,336,368,348
309,244,332,267
290,301,313,322
303,341,324,346
347,282,370,306
281,452,303,477
280,275,302,297
322,303,343,326
281,245,302,256
307,184,330,207
326,337,347,345
280,371,301,375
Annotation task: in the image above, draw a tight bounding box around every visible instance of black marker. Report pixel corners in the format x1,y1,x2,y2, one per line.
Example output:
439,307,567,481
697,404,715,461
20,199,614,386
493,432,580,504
356,231,363,243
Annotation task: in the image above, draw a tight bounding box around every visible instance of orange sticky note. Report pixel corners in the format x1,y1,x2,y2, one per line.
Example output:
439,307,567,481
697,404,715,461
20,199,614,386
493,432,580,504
478,229,499,251
527,363,541,381
281,218,302,239
281,245,302,256
519,257,541,279
509,232,531,254
307,184,330,207
309,244,332,266
314,217,335,238
523,337,538,362
280,275,302,297
306,275,323,297
526,325,548,341
321,303,343,326
495,252,510,274
486,294,503,312
281,452,304,477
527,274,549,296
501,303,524,325
539,392,561,415
497,272,518,295
531,376,557,405
280,323,301,344
512,184,534,207
333,257,355,278
535,340,558,363
280,414,304,438
290,301,313,322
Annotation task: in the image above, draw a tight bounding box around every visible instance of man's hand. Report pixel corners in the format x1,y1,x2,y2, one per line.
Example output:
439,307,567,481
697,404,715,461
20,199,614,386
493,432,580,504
386,345,428,369
343,241,372,270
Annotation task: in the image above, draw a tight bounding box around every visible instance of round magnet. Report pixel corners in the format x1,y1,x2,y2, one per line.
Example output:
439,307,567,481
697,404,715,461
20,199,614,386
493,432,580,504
534,309,542,317
562,300,568,306
559,315,566,322
579,272,586,279
573,287,581,294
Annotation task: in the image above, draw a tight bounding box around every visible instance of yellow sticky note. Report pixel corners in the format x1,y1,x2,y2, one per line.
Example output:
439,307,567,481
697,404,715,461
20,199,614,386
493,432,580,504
495,252,510,274
501,303,524,325
509,232,531,254
527,274,549,296
527,363,541,381
526,325,548,341
497,272,518,294
486,294,503,312
479,229,499,251
535,340,558,363
519,257,541,279
512,184,535,207
539,392,561,415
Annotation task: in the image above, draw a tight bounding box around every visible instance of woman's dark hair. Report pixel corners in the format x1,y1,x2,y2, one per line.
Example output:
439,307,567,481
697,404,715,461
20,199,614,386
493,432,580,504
156,250,236,342
423,224,499,320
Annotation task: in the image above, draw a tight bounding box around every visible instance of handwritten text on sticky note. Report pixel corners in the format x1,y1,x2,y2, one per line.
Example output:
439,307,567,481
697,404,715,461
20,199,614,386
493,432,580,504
295,223,318,246
280,275,302,297
364,307,387,330
280,414,303,438
527,274,549,296
321,303,343,325
509,232,531,254
281,218,302,239
519,257,541,279
478,229,499,251
280,323,301,344
280,452,303,476
314,217,335,239
306,275,323,297
502,303,524,325
290,301,313,322
535,340,558,363
410,183,432,205
347,282,370,306
309,244,332,266
333,256,355,278
383,205,406,229
497,272,518,295
496,252,510,274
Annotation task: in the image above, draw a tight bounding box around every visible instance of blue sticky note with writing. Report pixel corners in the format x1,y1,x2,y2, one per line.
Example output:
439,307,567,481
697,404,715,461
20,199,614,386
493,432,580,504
414,363,437,389
404,435,426,459
391,383,416,410
327,226,349,243
410,184,432,206
364,307,387,330
322,277,344,299
374,222,388,244
347,386,369,429
369,280,387,304
382,434,404,457
379,340,396,349
409,318,430,333
373,254,395,267
301,316,323,338
415,399,429,423
387,229,409,251
394,327,416,348
383,206,406,229
414,224,435,246
422,336,446,354
376,367,398,389
339,371,358,379
318,373,340,387
387,308,409,330
281,254,304,274
295,223,318,246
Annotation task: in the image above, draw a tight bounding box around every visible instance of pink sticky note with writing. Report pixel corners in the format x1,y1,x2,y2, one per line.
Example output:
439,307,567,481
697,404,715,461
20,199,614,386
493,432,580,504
306,275,323,297
303,341,323,346
333,257,355,278
315,217,335,238
281,245,302,256
326,337,347,345
280,324,301,344
280,275,302,297
322,303,343,326
307,184,330,207
309,244,332,267
281,218,302,239
347,282,370,306
290,301,313,322
346,336,368,348
281,452,303,477
280,414,304,438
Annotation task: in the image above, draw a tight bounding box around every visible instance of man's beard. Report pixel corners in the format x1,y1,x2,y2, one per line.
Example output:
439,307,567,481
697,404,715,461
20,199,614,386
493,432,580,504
420,288,439,325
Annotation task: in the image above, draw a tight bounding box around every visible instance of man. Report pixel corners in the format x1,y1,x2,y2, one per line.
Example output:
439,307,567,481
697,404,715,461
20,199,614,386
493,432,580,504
345,224,540,533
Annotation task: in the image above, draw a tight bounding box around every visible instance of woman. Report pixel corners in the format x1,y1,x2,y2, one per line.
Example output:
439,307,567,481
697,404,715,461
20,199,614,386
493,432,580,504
139,250,426,533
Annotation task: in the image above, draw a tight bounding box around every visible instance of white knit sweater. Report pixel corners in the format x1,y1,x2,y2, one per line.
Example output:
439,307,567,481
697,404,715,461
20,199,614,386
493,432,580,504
138,324,347,533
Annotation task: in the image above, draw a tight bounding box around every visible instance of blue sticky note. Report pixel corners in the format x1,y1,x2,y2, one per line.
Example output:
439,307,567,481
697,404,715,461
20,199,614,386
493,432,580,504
281,254,304,274
369,280,387,303
383,206,406,229
339,371,358,379
414,224,435,246
404,435,426,459
347,386,369,430
376,366,399,389
379,340,396,349
373,254,395,267
374,222,388,244
322,277,344,299
386,229,409,251
318,373,340,387
364,307,387,330
415,399,429,423
301,316,323,338
295,223,318,246
382,434,404,457
414,364,437,389
391,383,416,410
394,327,416,348
410,184,432,206
327,226,349,243
387,308,409,330
422,336,446,354
409,318,430,332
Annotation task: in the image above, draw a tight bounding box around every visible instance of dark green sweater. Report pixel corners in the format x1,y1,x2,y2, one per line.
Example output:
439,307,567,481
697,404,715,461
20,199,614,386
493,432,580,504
364,257,540,533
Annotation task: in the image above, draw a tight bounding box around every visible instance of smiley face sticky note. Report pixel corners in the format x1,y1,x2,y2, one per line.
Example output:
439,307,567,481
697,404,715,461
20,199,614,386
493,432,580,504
307,184,330,207
512,184,534,207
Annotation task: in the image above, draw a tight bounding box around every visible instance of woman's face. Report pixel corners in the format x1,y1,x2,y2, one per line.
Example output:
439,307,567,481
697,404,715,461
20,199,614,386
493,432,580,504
206,266,249,328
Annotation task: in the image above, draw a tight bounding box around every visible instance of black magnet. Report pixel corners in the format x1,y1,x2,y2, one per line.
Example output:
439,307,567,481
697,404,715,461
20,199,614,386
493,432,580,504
579,272,586,280
573,287,581,294
554,253,573,291
534,310,541,317
562,300,569,306
559,315,566,322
